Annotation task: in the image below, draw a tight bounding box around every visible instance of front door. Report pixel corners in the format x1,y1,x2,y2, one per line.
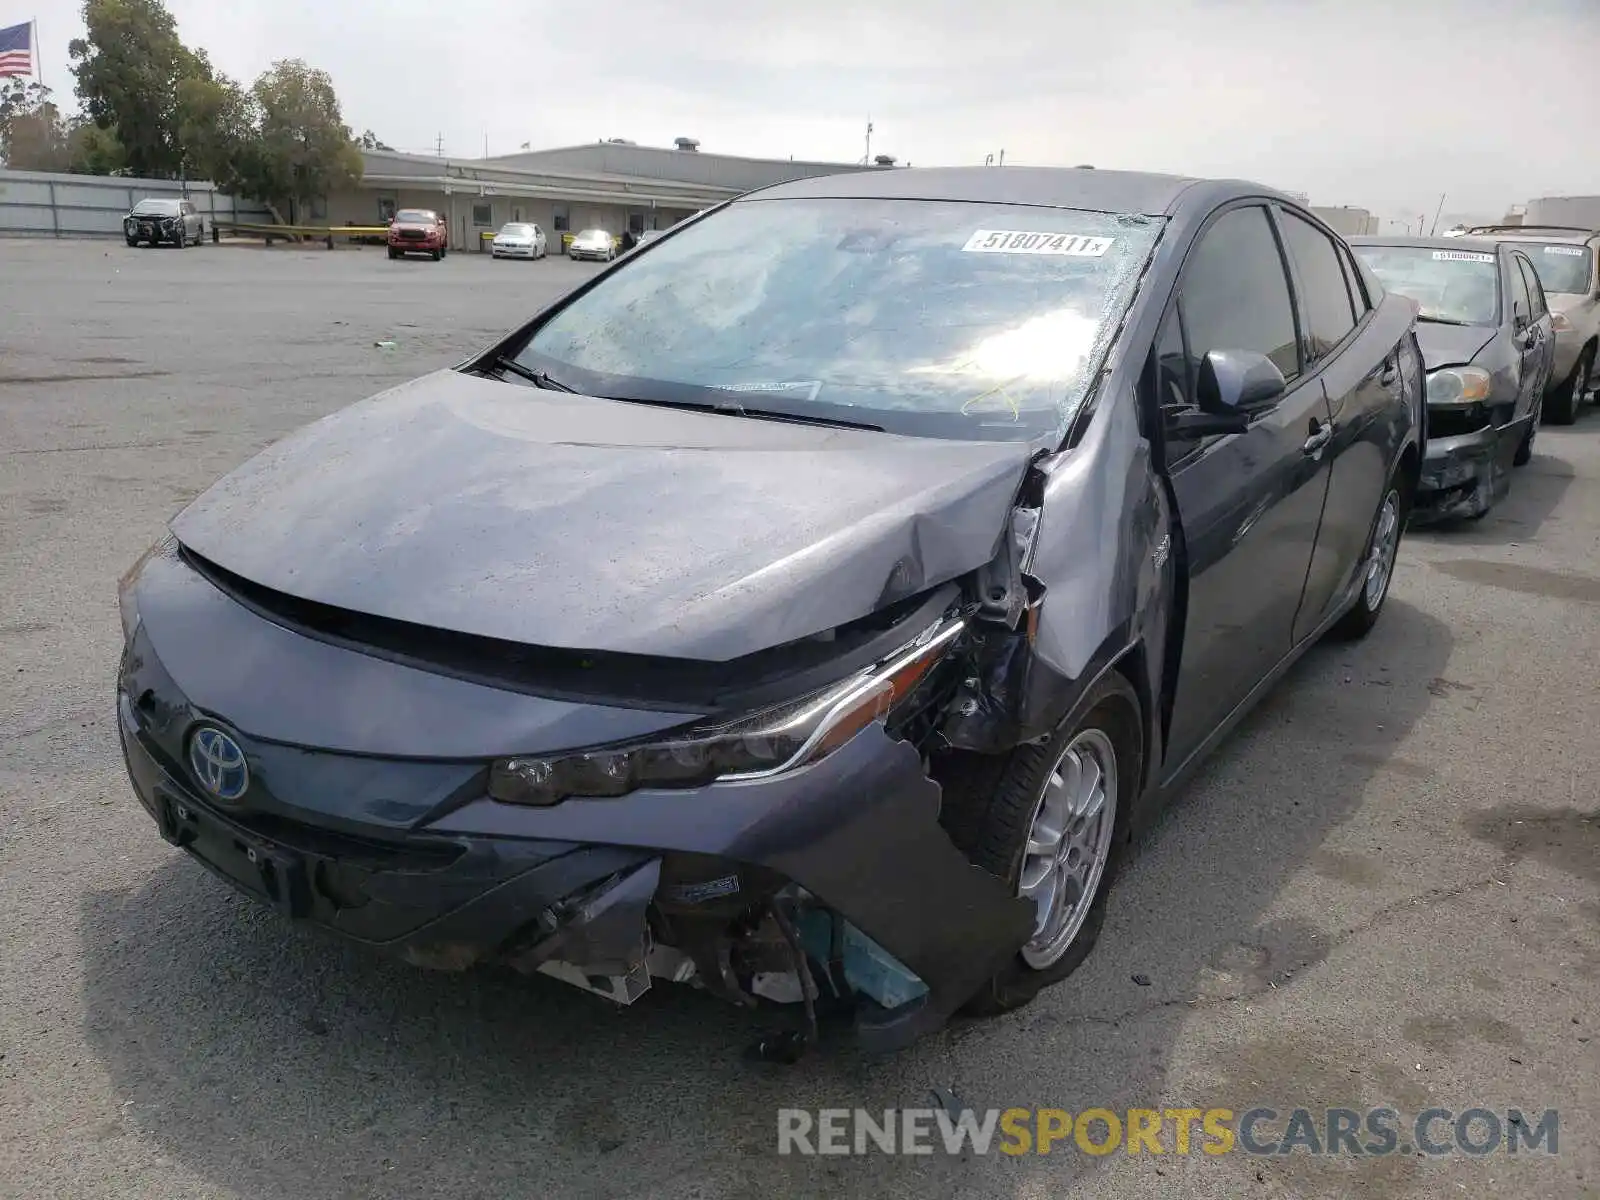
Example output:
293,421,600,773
1157,203,1334,772
1514,255,1554,419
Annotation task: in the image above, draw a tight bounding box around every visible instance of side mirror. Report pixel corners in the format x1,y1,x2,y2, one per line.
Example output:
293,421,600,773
1196,349,1287,417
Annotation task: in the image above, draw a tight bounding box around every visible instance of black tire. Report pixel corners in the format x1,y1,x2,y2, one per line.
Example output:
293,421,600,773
171,228,185,249
1546,346,1590,426
1513,399,1540,467
940,672,1143,1016
431,248,441,261
388,247,399,260
1330,473,1407,640
125,234,138,247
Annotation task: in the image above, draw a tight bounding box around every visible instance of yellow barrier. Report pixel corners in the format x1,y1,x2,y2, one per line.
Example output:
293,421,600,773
211,221,393,248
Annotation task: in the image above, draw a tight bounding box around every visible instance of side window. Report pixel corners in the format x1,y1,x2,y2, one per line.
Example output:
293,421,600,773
1518,257,1548,320
1338,242,1371,316
1509,257,1532,325
1181,205,1300,382
1278,210,1358,358
552,203,571,233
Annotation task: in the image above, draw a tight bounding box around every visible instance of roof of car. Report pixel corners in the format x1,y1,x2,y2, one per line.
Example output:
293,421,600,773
1461,225,1600,243
739,166,1291,217
1348,235,1513,255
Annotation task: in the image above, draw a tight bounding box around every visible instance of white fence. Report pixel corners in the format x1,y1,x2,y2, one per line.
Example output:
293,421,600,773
0,168,274,239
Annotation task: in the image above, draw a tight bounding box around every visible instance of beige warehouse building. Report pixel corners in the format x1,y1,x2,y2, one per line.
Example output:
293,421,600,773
324,139,889,250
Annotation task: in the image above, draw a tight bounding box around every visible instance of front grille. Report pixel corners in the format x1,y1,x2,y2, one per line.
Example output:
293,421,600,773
398,230,426,241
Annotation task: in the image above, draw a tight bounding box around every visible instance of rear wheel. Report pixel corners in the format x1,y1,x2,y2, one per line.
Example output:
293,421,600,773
1330,477,1405,640
940,672,1142,1015
1547,347,1590,425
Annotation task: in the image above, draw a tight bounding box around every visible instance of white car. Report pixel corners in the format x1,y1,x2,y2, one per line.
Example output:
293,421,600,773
568,228,616,262
491,223,547,260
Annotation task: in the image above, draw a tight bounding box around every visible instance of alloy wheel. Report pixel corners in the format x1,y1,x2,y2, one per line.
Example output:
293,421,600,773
1365,488,1401,610
1018,728,1119,969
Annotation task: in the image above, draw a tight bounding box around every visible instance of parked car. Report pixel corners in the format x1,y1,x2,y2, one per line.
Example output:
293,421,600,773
388,209,449,260
1351,236,1555,521
116,167,1420,1056
124,198,203,248
568,228,616,261
491,222,547,260
635,229,665,246
1463,224,1600,424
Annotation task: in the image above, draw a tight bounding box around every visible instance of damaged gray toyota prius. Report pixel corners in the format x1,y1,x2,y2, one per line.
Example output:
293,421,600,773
117,167,1422,1056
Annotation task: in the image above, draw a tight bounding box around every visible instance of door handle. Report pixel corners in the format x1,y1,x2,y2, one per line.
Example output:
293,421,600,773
1303,420,1334,455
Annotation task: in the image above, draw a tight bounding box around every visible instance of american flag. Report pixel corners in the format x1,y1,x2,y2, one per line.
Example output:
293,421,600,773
0,21,35,78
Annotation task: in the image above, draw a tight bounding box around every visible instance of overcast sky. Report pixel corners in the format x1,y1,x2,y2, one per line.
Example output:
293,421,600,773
26,0,1600,227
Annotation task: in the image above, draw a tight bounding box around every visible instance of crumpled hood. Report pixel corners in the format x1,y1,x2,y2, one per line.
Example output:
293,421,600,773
1414,321,1496,368
171,371,1033,662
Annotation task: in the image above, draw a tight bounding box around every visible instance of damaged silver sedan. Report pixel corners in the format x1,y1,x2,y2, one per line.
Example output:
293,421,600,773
116,167,1421,1056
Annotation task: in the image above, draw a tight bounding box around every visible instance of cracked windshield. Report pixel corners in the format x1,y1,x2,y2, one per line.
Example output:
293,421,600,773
517,199,1161,440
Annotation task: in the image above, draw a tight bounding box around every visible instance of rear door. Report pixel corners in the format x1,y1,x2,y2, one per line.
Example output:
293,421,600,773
1159,203,1334,770
1274,208,1392,643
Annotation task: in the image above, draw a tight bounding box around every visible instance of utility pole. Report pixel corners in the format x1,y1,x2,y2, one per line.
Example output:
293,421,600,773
1428,192,1447,236
864,117,873,166
435,131,444,157
998,149,1005,167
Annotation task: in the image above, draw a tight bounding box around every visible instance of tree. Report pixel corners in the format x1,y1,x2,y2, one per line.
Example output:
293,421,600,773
0,81,72,172
68,0,211,178
176,71,253,189
356,130,391,151
234,60,362,224
65,120,124,174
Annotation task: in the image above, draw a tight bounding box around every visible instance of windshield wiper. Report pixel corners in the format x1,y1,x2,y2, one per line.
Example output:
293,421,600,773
490,355,575,391
1417,315,1473,327
598,393,882,432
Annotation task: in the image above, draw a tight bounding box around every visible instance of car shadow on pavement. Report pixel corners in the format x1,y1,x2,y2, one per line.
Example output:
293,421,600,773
78,600,1454,1200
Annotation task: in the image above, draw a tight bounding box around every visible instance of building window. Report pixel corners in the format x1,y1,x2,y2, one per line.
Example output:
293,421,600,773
552,203,570,232
628,212,645,235
512,206,523,222
472,203,492,226
377,197,396,221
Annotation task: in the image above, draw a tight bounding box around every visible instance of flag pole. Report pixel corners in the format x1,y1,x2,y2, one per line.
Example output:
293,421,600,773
33,18,42,88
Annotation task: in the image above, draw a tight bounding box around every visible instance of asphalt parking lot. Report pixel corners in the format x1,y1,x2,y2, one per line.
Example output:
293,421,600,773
1,237,1597,1200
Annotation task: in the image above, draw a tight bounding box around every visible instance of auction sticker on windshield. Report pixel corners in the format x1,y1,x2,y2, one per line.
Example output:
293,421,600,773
1433,251,1496,263
1543,246,1585,256
963,230,1114,256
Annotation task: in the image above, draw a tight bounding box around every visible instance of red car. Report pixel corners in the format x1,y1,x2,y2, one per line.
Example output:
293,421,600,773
387,209,450,260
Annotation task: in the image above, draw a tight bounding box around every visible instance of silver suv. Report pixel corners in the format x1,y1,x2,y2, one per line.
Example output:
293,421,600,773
1466,224,1600,423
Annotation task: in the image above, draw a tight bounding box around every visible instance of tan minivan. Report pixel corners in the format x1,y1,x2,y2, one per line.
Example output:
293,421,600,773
1467,224,1600,423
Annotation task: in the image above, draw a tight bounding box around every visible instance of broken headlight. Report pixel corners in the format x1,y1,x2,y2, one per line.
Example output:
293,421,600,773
488,616,966,806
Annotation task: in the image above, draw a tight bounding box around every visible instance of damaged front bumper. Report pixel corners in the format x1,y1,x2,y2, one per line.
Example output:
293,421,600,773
118,618,1033,1053
1413,423,1505,523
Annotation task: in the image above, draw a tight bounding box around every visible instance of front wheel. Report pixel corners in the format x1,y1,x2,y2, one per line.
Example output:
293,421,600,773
1330,479,1405,640
1514,398,1541,466
940,672,1142,1016
1547,347,1590,425
125,234,138,247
